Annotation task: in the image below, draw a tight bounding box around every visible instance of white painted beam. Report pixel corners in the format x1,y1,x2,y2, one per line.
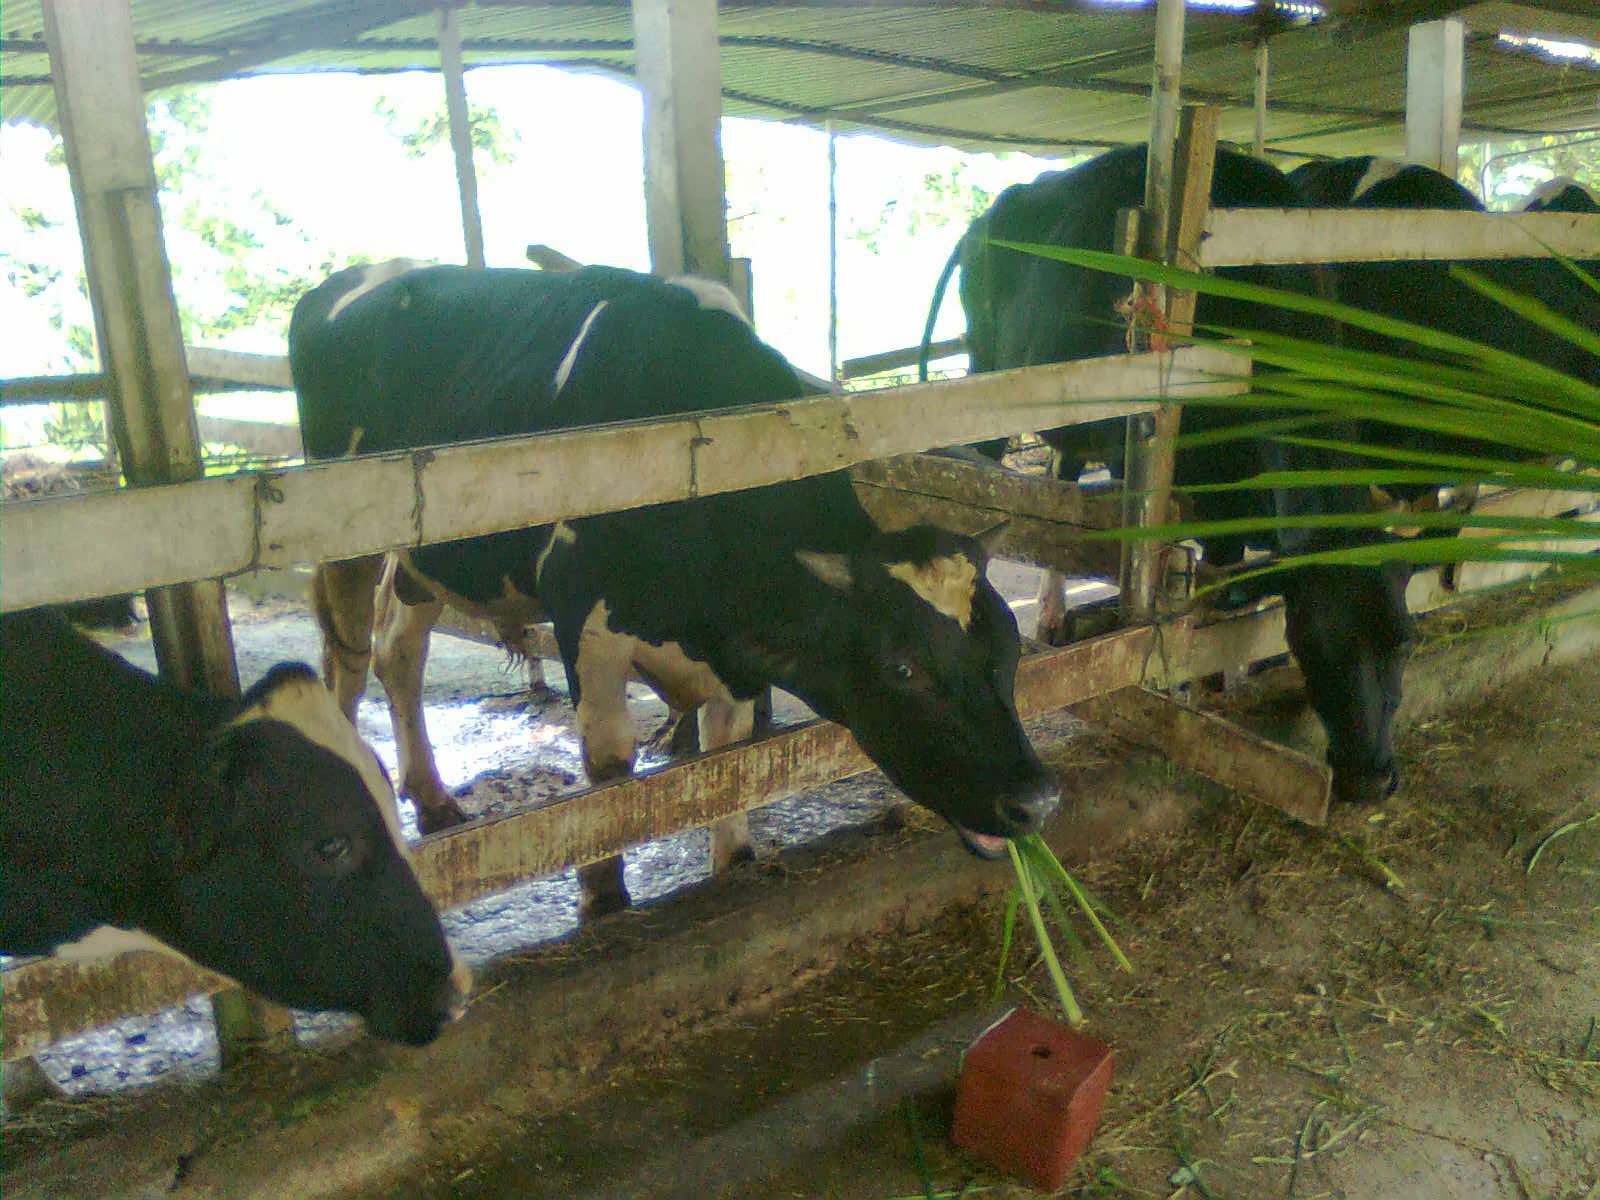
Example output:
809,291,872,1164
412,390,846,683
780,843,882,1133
631,0,730,280
1405,17,1465,178
1199,208,1600,268
1,346,1245,612
1253,40,1269,158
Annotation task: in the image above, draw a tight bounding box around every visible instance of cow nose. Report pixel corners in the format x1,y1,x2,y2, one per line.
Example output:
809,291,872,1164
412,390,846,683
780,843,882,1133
999,779,1060,835
1333,762,1399,806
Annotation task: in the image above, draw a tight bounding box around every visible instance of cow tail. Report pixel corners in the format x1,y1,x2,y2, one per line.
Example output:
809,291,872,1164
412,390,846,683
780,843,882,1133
917,240,963,383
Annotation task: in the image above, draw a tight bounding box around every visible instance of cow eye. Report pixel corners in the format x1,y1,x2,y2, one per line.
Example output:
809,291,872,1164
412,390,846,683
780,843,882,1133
315,835,353,865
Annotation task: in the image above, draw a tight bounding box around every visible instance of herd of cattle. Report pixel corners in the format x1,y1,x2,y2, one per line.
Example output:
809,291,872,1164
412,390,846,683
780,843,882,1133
1,149,1594,1056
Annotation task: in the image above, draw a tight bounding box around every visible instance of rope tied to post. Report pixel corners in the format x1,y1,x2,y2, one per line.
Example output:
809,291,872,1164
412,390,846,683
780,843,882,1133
1117,281,1172,354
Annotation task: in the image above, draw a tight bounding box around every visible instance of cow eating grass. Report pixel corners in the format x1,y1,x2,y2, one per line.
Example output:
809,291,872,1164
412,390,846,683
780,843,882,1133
927,144,1416,808
290,263,1060,916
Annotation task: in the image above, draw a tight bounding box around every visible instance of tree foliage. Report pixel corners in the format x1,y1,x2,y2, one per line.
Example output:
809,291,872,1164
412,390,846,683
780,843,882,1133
2,90,359,452
850,159,1001,256
1459,133,1600,209
373,94,520,165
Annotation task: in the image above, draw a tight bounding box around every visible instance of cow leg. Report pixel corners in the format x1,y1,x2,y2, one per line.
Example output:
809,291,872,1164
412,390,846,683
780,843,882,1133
311,555,385,720
701,698,758,873
371,559,466,835
2,1056,65,1116
572,602,639,918
1034,569,1072,646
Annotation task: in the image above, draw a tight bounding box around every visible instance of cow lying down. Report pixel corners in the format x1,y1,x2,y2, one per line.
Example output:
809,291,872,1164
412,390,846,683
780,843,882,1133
0,610,470,1047
290,262,1061,915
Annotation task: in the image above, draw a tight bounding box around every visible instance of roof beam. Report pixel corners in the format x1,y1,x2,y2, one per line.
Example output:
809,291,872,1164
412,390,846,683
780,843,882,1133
138,0,440,91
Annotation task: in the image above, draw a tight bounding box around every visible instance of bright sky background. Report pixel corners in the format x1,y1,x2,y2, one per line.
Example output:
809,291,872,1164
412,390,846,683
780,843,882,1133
4,57,1589,449
0,62,1065,441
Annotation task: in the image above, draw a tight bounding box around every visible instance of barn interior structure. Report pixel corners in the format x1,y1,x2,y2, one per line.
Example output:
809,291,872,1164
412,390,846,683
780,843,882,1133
2,0,1598,1195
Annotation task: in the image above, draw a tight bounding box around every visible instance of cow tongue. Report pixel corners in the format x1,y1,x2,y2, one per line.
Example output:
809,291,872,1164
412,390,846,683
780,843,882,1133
955,824,1010,860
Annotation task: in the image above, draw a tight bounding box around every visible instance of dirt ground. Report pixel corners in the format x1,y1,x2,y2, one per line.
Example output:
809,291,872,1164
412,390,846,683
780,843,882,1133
4,594,1597,1199
387,651,1600,1200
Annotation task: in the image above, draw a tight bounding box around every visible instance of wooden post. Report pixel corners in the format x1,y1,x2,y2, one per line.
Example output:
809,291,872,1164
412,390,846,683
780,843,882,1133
41,0,284,1065
1123,106,1220,624
440,4,486,268
633,0,747,875
631,0,730,282
1405,17,1465,177
1121,0,1193,625
827,120,840,385
1141,0,1187,266
40,0,241,693
1253,39,1269,158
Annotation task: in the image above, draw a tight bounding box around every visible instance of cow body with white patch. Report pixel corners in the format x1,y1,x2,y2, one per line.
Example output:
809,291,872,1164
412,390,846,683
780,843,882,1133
0,610,469,1047
291,264,1059,915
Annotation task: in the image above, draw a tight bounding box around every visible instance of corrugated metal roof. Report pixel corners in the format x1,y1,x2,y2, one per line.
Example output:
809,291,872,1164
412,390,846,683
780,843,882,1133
2,1,1596,158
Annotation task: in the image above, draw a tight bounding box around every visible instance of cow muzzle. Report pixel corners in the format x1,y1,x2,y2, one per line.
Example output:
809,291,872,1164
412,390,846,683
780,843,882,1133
954,778,1061,859
365,953,473,1046
1332,760,1400,807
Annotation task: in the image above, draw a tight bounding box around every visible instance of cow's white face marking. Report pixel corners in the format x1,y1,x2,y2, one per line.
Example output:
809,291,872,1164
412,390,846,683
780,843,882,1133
535,521,578,588
1352,158,1407,202
887,554,978,629
52,925,190,965
229,673,405,856
666,275,751,325
227,672,471,993
325,258,426,323
554,301,610,395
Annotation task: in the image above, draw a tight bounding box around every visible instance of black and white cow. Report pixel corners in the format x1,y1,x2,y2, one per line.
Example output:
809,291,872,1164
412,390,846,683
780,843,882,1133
929,144,1416,807
1287,156,1599,487
290,262,1060,915
1516,176,1599,215
0,609,470,1047
1313,162,1599,530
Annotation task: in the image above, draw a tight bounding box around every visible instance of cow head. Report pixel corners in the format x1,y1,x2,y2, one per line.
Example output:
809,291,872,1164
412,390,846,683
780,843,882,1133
157,666,469,1046
782,526,1060,857
1279,559,1416,806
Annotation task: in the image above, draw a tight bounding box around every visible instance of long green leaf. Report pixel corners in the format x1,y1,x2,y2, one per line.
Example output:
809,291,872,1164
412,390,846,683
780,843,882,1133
1007,840,1083,1026
1075,508,1600,544
1195,540,1600,600
1021,836,1134,974
1272,435,1598,485
1451,264,1600,361
993,888,1020,1003
1175,413,1340,450
990,239,1599,410
1198,322,1599,422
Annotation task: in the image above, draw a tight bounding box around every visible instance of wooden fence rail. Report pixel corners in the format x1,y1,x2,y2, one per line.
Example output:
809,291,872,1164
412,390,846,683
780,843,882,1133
2,345,1245,613
0,602,1264,1059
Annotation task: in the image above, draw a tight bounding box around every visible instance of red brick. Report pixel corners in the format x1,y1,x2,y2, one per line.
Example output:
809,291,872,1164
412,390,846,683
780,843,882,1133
950,1007,1115,1191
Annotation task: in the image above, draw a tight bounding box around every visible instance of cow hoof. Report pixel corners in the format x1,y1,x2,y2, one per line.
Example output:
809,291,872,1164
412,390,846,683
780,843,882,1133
1034,618,1071,648
416,799,469,836
577,858,632,919
2,1057,66,1116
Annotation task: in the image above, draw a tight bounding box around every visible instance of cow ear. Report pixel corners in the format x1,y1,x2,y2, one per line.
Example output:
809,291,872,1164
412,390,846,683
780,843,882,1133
163,726,252,871
971,520,1009,559
796,549,853,592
